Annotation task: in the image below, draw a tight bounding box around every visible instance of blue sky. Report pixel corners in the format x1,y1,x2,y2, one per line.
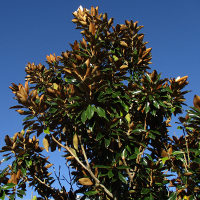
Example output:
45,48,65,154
1,0,200,198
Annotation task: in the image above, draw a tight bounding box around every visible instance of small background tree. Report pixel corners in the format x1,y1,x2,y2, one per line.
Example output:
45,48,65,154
0,6,200,200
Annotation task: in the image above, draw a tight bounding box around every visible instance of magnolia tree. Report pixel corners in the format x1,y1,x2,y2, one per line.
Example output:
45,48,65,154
1,6,200,200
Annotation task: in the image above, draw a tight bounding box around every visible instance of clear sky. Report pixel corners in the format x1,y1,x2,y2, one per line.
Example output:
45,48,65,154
1,0,200,199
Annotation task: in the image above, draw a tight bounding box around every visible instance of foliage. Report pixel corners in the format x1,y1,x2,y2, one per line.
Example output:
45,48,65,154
0,6,199,200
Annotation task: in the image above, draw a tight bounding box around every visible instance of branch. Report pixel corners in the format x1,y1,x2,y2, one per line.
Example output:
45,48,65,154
78,135,90,169
122,157,133,187
52,135,114,199
34,175,53,189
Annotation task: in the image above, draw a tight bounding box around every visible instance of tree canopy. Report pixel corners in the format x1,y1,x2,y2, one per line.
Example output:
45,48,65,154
1,6,200,200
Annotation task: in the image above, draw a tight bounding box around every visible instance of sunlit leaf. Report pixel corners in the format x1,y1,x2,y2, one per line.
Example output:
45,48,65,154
78,178,93,186
1,183,15,190
73,133,79,151
96,107,106,118
43,137,49,152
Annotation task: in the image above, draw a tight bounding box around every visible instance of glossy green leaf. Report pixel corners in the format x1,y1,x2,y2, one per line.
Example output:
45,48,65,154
146,73,151,82
145,102,150,113
153,100,160,109
105,138,111,148
85,190,98,196
118,172,127,183
172,151,184,155
108,170,114,178
86,105,95,120
81,110,87,124
128,154,137,160
48,107,57,114
21,167,26,176
132,129,145,134
1,183,15,190
96,107,106,118
149,132,156,140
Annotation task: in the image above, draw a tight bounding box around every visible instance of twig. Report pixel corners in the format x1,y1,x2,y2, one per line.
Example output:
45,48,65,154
53,166,63,189
122,157,133,187
64,162,74,190
34,175,53,190
52,135,114,199
183,129,190,168
78,135,90,169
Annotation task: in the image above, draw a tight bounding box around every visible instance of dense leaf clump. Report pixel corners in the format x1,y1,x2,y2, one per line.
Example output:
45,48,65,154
1,6,200,200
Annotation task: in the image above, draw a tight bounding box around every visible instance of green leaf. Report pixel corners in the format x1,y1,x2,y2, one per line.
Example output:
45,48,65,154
0,191,5,199
1,183,15,190
44,127,50,134
148,132,156,140
12,161,17,173
135,147,140,154
105,138,111,148
150,130,161,135
128,154,137,160
168,192,177,200
86,105,95,120
21,167,26,176
96,132,104,141
153,100,160,109
141,188,150,194
25,160,32,168
32,196,37,200
158,100,168,108
108,170,114,178
172,151,184,155
17,189,26,196
133,49,138,55
125,113,131,123
161,157,169,164
132,129,145,134
85,190,98,196
48,107,57,114
118,172,127,184
93,165,112,169
23,115,34,121
81,110,87,124
145,102,150,113
121,102,129,112
146,74,151,82
116,166,131,169
126,145,132,153
96,107,106,118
